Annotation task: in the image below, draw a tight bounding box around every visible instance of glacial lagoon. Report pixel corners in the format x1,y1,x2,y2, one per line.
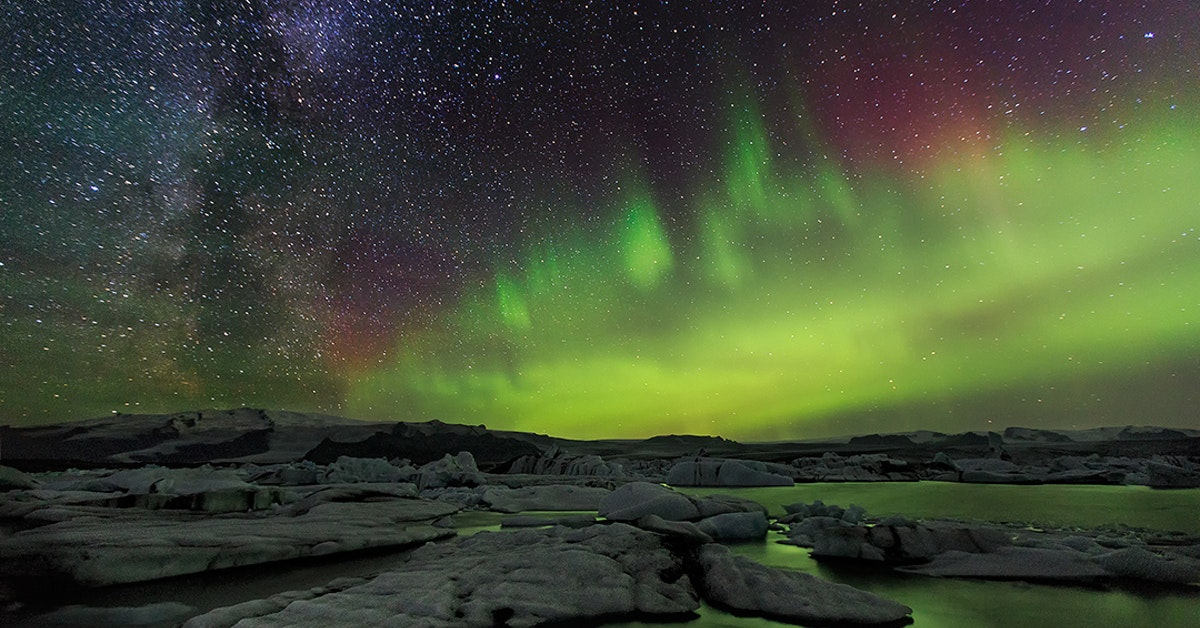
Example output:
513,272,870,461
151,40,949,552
23,482,1198,628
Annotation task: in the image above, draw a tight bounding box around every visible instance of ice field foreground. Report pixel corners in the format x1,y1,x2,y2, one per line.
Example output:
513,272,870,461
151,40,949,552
2,409,1199,626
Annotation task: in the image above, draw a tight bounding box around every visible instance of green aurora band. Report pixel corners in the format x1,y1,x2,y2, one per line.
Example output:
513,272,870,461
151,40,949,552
344,104,1200,440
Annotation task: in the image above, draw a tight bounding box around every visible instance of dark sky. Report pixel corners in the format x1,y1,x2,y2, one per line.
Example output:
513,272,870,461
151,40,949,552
3,1,1199,439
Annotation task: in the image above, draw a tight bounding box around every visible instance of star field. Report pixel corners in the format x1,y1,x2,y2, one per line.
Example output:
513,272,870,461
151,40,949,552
2,1,1198,439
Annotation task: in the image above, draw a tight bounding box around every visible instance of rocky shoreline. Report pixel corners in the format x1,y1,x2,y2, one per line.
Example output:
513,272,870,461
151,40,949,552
2,464,919,627
2,410,1199,626
5,409,1199,488
778,499,1200,585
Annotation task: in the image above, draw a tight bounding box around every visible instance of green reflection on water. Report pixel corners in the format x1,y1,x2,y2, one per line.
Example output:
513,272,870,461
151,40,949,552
726,534,1199,628
655,483,1200,627
678,482,1200,535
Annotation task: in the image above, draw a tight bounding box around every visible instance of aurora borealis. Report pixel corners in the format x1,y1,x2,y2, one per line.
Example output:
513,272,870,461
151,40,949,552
2,1,1198,439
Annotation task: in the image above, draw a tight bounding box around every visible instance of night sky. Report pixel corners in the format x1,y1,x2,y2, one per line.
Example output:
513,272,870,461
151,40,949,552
3,1,1199,440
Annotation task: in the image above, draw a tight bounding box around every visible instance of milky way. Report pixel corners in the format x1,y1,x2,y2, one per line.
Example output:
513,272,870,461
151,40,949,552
3,1,1198,439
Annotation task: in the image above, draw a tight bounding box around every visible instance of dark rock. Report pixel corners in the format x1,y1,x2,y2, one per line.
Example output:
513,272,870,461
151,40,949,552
696,543,912,625
146,428,272,464
599,482,701,522
938,431,990,447
1145,459,1200,488
416,451,484,489
303,426,542,468
504,445,627,477
1003,427,1075,443
805,518,1011,563
665,458,793,487
695,512,769,541
783,515,852,548
812,524,875,560
1093,546,1200,584
0,494,458,587
38,467,287,513
986,431,1011,461
0,466,38,491
898,547,1109,580
184,524,701,627
500,514,596,528
960,470,1042,484
323,456,415,483
1044,468,1111,484
792,453,915,482
600,482,769,524
1117,426,1190,441
481,484,611,513
692,493,769,518
636,514,713,543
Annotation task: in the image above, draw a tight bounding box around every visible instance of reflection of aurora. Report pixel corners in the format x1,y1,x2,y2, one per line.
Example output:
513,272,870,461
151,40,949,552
347,113,1200,440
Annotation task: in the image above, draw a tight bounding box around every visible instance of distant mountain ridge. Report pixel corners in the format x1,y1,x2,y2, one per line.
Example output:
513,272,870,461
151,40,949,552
0,408,559,470
2,407,1197,471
